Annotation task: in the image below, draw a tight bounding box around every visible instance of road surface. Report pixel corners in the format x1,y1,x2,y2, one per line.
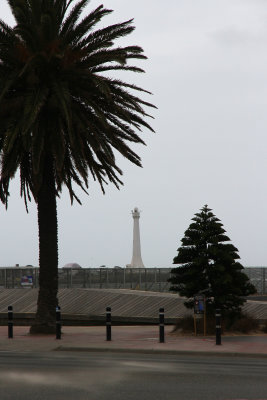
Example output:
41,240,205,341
0,351,266,399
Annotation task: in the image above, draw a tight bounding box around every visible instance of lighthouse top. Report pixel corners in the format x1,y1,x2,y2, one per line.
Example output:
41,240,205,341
132,207,140,218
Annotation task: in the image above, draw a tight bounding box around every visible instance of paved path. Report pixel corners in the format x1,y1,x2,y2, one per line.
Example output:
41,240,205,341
0,326,267,357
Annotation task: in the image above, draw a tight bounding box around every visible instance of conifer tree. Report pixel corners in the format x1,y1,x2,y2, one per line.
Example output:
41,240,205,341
169,205,256,315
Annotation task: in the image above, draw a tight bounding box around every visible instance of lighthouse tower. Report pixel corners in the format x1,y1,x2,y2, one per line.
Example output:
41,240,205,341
127,207,145,268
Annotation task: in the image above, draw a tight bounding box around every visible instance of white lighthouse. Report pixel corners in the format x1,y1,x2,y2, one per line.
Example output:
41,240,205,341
127,207,145,268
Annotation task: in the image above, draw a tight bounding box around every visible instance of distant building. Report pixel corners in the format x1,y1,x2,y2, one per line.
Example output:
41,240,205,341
63,263,82,269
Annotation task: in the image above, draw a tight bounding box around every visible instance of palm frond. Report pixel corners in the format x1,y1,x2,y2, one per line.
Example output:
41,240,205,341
60,0,90,37
0,0,155,206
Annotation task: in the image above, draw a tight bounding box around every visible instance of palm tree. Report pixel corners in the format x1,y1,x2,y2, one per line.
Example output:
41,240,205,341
0,0,155,333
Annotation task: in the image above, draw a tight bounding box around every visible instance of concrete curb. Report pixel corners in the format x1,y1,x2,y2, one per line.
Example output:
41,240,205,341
54,346,267,359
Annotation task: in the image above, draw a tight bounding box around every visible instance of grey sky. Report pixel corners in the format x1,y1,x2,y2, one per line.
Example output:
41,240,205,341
1,0,267,268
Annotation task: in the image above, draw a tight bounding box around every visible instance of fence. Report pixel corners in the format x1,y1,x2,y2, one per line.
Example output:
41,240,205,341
0,267,266,294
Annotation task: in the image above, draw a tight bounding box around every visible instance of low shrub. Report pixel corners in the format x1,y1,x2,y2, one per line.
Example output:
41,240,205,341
230,314,259,333
261,321,267,333
173,313,259,335
173,315,224,335
173,316,194,333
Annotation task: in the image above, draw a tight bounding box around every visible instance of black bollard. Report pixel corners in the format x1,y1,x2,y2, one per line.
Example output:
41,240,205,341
8,306,13,339
215,309,221,345
56,306,61,340
159,307,165,343
106,307,111,341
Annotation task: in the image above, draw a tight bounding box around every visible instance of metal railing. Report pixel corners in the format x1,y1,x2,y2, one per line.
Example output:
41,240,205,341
0,266,266,294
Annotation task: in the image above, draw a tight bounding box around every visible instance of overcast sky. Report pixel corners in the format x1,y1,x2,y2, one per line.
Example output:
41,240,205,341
1,0,267,268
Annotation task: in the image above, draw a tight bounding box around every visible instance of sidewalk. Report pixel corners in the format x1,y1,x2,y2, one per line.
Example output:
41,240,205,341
0,325,267,357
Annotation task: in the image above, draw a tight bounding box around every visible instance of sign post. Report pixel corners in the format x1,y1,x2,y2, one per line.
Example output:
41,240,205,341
193,294,206,336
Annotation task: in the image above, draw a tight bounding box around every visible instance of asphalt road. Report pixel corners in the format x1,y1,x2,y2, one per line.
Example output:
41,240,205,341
0,351,266,400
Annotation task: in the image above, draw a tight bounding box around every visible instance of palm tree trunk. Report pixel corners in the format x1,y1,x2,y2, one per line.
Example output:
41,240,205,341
30,156,58,334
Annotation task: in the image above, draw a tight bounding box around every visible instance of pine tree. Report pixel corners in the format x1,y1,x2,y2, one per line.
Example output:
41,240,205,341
169,205,256,315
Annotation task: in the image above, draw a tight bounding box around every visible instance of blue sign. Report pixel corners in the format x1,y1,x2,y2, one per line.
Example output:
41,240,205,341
194,295,205,314
21,276,33,287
